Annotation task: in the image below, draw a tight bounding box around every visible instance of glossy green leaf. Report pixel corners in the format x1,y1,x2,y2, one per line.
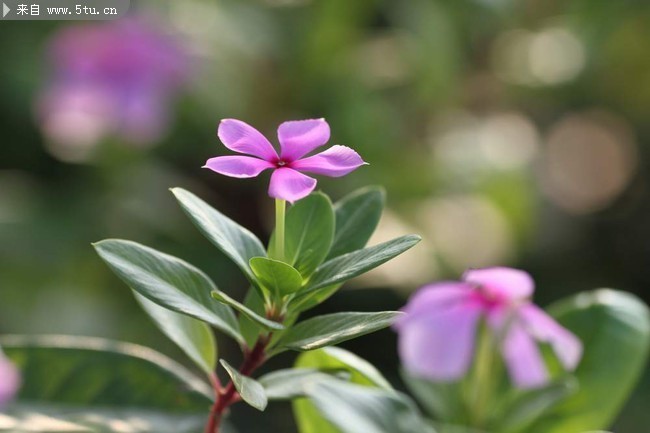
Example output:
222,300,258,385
210,290,284,331
295,347,392,390
93,239,243,344
288,284,340,313
308,381,435,433
303,235,421,294
134,292,217,376
400,370,467,423
1,335,213,410
258,368,349,400
293,347,393,433
249,257,303,297
171,187,266,283
495,378,577,433
273,311,401,353
530,290,650,433
327,186,385,260
0,405,208,433
219,360,268,411
270,192,335,277
428,423,484,433
238,288,268,348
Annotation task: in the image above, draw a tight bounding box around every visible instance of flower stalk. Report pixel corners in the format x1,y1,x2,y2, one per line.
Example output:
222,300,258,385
275,199,286,262
469,326,498,428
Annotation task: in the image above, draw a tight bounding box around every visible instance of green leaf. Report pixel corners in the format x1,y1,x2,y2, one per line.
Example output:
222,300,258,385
308,381,435,433
295,347,393,390
530,289,650,433
258,368,349,400
273,311,402,353
289,284,340,313
328,186,385,260
93,239,243,344
219,360,268,411
238,288,268,348
495,379,577,433
401,370,467,423
270,192,335,277
303,235,421,294
249,257,304,297
0,405,208,433
1,334,213,410
134,292,217,376
210,290,284,331
293,347,392,433
171,187,266,284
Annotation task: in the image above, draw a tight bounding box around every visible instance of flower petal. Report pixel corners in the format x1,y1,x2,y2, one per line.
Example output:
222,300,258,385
0,355,20,407
291,145,366,177
268,167,317,203
519,304,583,371
397,300,483,382
218,119,278,161
395,282,474,329
499,318,549,389
463,267,534,301
203,156,274,178
278,118,331,161
488,307,548,389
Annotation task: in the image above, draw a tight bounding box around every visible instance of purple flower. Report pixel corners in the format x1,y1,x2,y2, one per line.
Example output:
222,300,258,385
38,17,189,156
394,267,582,389
0,352,20,407
204,118,366,203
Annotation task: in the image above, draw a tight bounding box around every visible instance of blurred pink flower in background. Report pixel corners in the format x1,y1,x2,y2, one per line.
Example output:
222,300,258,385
0,351,20,407
395,267,582,389
38,17,190,162
204,118,366,202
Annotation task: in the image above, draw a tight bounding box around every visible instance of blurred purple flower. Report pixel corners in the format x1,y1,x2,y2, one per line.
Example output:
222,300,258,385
0,351,20,407
394,267,582,389
204,118,366,203
38,17,190,159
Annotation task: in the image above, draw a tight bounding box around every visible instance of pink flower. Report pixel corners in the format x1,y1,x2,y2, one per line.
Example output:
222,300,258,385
0,352,20,407
204,119,366,203
38,17,190,157
394,267,582,389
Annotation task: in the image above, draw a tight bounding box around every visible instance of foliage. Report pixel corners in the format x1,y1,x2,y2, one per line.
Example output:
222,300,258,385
1,186,418,432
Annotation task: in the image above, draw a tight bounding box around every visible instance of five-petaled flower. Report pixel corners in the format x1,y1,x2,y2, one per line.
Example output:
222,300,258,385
0,350,20,407
394,267,582,389
204,118,366,203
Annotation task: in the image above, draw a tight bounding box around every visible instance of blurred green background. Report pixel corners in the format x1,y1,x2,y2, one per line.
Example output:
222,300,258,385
1,0,649,431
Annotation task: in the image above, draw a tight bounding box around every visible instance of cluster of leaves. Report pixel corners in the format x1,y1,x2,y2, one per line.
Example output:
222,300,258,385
298,290,650,433
1,186,421,432
2,186,648,433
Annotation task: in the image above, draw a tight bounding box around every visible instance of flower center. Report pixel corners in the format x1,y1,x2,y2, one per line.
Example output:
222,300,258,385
276,160,287,168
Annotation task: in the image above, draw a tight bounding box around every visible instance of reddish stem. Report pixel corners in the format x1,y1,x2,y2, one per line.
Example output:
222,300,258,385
205,336,270,433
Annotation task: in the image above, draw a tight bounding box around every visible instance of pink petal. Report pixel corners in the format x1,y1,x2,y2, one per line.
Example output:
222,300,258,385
218,119,278,161
395,282,474,329
278,118,330,161
203,156,274,178
519,304,583,371
499,317,549,389
291,145,366,177
398,300,483,381
463,267,534,302
268,167,317,203
0,356,20,407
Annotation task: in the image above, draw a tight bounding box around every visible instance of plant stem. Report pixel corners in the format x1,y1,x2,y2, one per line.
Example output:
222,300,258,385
275,199,286,261
469,326,496,428
205,336,270,433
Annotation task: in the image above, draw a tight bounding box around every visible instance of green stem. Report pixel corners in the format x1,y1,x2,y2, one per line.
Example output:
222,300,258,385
470,326,497,428
275,199,286,261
